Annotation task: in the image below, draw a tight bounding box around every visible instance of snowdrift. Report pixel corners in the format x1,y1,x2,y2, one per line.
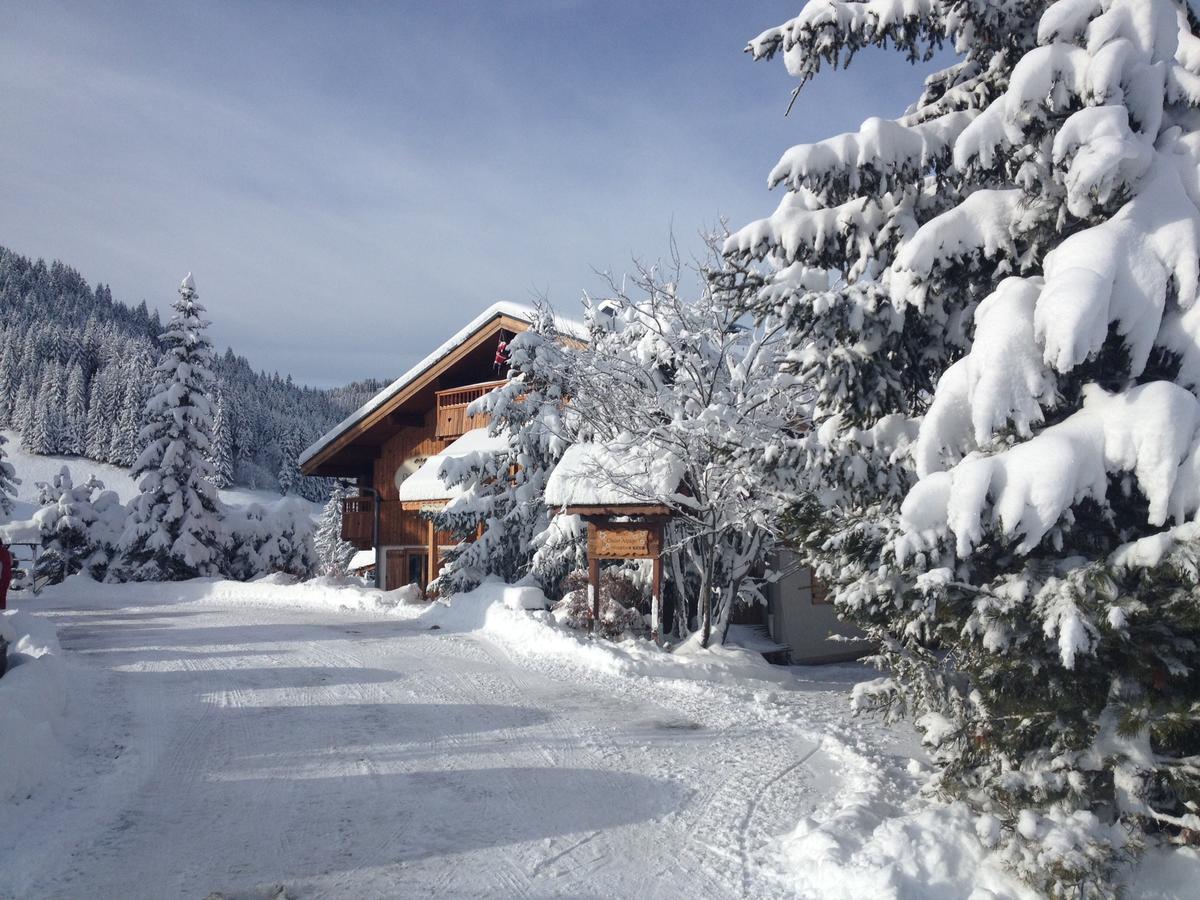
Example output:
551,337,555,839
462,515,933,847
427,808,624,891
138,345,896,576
0,608,70,804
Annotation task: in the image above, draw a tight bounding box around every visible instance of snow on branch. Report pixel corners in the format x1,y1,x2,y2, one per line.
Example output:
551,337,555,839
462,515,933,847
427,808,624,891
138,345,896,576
1035,163,1200,376
746,0,941,84
914,276,1054,476
901,381,1200,560
768,111,977,197
725,191,906,280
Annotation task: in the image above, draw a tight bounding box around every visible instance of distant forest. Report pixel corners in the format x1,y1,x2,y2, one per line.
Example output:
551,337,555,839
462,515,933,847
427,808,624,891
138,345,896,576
0,247,385,500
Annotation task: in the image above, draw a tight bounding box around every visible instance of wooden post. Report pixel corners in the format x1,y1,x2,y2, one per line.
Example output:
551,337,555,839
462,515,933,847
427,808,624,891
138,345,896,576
587,522,600,634
427,518,437,591
651,551,663,647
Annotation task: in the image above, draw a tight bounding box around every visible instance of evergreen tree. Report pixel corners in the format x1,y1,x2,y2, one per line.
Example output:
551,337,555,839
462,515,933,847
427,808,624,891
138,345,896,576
109,367,148,467
63,360,87,455
33,467,122,583
277,424,300,496
210,388,234,489
0,334,18,427
314,481,356,577
111,274,222,581
84,368,117,460
434,307,578,597
724,0,1200,893
22,370,55,455
0,433,20,519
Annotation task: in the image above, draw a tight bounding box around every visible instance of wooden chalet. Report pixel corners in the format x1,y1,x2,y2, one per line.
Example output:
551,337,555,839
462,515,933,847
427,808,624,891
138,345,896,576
300,302,559,591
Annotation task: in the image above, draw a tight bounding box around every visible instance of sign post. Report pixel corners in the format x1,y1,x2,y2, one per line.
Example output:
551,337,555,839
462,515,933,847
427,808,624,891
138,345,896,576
585,520,665,645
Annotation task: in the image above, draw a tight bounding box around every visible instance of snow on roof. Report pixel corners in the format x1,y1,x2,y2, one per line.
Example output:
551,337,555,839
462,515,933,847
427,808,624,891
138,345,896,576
544,434,684,508
348,549,375,571
300,301,586,468
396,428,508,504
0,519,41,544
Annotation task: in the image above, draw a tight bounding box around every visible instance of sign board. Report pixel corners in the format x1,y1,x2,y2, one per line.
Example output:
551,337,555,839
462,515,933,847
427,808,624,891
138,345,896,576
588,523,662,559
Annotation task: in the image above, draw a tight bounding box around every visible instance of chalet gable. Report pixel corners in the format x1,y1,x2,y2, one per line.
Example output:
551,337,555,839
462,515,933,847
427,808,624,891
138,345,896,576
300,302,540,478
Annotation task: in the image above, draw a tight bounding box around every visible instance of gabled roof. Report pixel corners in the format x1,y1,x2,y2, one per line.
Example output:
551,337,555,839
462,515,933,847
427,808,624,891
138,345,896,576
301,301,585,473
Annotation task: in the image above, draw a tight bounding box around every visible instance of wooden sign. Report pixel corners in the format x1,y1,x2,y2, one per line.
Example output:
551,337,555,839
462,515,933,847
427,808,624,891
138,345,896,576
588,523,662,559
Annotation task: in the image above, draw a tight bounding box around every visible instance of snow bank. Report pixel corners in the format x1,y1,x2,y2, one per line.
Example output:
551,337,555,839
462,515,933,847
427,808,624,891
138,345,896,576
775,746,1197,900
426,582,795,684
0,608,69,803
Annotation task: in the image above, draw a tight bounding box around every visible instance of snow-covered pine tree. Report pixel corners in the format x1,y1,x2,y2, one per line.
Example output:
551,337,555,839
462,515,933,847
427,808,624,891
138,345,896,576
63,360,87,455
33,467,123,582
433,307,579,597
0,335,19,427
111,274,222,581
0,433,20,518
314,481,356,577
277,424,300,496
44,360,67,454
109,365,148,467
724,1,1200,894
22,370,55,455
84,367,118,460
210,388,234,489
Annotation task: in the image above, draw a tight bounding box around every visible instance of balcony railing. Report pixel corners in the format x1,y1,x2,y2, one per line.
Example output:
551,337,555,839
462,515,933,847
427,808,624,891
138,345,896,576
342,496,375,549
435,379,505,440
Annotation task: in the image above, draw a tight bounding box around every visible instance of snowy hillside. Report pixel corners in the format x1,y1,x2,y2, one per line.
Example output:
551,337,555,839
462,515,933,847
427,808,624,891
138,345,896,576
1,431,319,522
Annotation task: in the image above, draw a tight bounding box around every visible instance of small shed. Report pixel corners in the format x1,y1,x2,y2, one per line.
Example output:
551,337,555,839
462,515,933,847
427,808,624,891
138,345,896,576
544,435,683,643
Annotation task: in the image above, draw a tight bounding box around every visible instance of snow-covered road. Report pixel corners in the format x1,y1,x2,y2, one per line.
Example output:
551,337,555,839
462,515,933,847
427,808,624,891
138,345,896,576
2,587,883,899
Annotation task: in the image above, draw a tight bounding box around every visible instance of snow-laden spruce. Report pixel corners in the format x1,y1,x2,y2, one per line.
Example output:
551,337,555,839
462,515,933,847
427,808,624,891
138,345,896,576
110,274,223,581
33,466,124,582
0,433,19,518
433,306,581,599
314,481,357,577
723,1,1200,895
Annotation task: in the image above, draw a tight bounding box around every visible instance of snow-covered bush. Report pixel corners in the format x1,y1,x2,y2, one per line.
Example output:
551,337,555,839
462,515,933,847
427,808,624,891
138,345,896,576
33,466,124,582
222,498,317,581
724,0,1200,894
110,274,223,581
555,569,644,639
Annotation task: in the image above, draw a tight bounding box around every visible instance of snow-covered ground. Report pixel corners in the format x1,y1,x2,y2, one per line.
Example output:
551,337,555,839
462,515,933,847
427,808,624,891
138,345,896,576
2,578,1194,898
1,430,320,521
0,576,912,898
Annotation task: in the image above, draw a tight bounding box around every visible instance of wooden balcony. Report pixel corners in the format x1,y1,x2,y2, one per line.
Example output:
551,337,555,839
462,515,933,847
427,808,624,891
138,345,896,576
341,496,375,549
435,380,505,440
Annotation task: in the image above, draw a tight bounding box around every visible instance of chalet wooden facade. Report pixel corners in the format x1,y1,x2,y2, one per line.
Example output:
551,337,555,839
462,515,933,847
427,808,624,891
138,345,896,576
299,302,541,591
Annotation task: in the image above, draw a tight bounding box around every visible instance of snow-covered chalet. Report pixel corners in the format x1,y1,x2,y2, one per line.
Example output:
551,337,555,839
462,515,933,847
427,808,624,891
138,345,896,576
299,302,870,664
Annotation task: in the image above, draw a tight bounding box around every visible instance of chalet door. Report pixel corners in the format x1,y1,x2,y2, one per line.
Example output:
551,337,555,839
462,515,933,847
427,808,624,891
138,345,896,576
384,549,427,591
385,550,406,591
408,553,427,590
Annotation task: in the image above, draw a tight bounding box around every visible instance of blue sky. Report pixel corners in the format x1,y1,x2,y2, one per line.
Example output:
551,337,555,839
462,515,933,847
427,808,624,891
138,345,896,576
0,2,937,387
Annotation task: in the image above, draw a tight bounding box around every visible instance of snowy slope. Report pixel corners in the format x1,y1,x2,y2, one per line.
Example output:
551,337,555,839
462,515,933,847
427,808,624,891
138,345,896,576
1,431,320,521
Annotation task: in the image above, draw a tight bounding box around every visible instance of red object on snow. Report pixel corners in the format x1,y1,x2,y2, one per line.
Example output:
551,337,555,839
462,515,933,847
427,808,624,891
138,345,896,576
0,544,11,610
